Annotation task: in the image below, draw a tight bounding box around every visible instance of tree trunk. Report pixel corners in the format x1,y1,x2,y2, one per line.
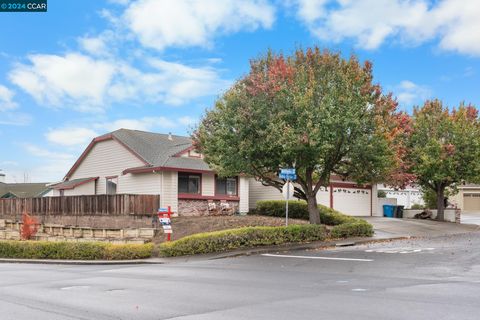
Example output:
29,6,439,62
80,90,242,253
436,186,445,221
307,193,321,224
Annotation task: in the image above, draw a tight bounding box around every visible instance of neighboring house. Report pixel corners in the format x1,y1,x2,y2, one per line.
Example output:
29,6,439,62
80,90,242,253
48,129,250,216
249,177,380,216
377,184,424,209
450,184,480,212
0,173,49,199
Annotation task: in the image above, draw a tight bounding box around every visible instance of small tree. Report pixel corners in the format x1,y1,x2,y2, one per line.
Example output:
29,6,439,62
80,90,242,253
194,48,398,224
21,212,39,240
406,100,480,220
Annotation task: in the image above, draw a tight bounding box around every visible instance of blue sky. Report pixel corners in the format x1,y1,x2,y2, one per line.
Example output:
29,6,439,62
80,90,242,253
0,0,479,183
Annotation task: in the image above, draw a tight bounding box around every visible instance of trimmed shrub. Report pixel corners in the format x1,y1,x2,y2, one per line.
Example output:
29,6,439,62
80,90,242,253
330,221,374,238
0,241,153,260
253,200,309,220
252,200,374,240
159,224,327,257
319,206,358,225
252,200,358,226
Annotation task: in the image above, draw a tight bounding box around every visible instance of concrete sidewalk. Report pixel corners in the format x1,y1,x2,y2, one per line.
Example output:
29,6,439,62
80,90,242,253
362,216,480,238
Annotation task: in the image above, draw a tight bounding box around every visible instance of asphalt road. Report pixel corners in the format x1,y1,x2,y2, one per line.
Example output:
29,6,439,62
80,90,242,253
1,233,480,320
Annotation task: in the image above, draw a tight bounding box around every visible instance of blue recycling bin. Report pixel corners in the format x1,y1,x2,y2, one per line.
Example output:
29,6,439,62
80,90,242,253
383,205,396,218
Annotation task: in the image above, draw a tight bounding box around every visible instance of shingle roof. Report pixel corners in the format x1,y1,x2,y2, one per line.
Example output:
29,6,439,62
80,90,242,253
52,177,98,190
0,182,49,198
111,129,212,172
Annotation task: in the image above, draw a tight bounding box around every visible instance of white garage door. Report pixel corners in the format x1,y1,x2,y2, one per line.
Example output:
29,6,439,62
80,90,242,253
333,187,371,216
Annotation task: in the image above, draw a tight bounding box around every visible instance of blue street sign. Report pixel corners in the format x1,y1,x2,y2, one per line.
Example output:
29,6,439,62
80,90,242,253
279,173,297,181
280,168,296,175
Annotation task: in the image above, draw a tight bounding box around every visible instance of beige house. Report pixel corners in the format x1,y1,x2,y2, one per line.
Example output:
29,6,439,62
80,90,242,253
49,129,249,215
50,128,380,217
450,184,480,212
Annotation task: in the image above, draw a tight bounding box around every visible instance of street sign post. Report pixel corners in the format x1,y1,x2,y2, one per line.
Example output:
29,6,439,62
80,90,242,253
279,168,296,226
158,206,173,240
282,181,294,199
282,181,294,226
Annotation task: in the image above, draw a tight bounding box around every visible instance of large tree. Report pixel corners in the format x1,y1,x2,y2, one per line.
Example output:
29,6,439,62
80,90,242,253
193,48,398,224
406,100,480,221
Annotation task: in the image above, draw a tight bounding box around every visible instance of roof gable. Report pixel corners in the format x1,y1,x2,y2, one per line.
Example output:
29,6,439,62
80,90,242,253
65,129,212,179
111,129,192,166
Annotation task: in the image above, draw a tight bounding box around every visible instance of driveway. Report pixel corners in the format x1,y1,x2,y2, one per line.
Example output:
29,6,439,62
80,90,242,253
461,212,480,225
362,216,479,238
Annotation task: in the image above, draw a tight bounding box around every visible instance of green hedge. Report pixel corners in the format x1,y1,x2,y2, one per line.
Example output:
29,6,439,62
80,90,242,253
330,221,374,238
252,200,373,239
253,200,310,220
0,241,153,260
159,224,327,257
252,200,359,225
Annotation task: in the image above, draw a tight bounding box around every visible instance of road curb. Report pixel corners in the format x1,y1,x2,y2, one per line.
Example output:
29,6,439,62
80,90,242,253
206,235,414,260
0,258,165,265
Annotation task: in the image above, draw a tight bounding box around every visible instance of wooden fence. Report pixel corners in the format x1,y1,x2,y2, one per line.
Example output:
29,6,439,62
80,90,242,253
0,194,160,217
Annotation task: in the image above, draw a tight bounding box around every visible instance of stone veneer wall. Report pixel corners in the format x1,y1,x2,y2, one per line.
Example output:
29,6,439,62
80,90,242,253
178,199,239,216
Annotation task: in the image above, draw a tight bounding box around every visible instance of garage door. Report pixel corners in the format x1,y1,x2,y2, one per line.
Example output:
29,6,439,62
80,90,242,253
332,187,371,216
463,194,480,211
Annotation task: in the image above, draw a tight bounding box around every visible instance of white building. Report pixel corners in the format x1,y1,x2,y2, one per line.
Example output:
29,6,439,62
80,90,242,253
377,184,424,209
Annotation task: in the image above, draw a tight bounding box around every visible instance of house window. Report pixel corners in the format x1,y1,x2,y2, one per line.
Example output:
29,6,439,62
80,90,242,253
215,177,237,196
106,177,117,195
178,173,201,194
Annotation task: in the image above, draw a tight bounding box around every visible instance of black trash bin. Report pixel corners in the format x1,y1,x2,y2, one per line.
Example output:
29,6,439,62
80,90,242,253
395,205,404,218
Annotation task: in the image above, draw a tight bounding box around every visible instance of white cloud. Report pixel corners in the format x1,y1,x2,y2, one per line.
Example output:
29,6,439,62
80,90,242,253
9,53,116,112
108,0,131,5
20,144,77,182
23,144,75,160
123,0,275,50
93,116,177,132
9,52,230,112
0,112,32,126
0,160,18,167
141,59,230,105
78,36,109,56
395,80,431,107
0,85,17,111
178,116,197,126
46,127,98,147
293,0,480,55
46,115,197,148
108,59,230,105
0,85,32,126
